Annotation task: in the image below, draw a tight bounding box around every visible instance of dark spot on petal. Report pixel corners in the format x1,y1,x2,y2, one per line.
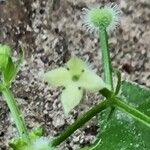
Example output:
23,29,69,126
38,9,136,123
62,87,66,90
78,87,81,90
72,75,79,81
81,69,85,72
66,67,70,71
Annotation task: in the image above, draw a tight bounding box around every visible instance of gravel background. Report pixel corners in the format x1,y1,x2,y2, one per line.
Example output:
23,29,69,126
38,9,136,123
0,0,150,149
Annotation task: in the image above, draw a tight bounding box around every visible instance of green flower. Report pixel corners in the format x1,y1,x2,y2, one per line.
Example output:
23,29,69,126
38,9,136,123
0,44,11,70
9,129,54,150
82,3,121,33
44,56,107,115
10,137,54,150
30,137,54,150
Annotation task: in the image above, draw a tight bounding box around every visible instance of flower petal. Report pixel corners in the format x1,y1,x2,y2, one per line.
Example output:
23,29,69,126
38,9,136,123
61,84,83,115
43,67,71,87
79,69,107,92
66,56,86,76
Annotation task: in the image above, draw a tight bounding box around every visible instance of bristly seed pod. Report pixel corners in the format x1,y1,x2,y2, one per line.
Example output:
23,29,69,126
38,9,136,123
82,3,122,33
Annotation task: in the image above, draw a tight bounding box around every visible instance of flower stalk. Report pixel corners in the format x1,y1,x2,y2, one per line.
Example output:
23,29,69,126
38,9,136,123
2,86,29,139
99,27,113,90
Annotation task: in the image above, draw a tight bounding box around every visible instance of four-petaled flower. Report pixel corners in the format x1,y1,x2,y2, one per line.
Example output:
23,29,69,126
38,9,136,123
44,56,107,115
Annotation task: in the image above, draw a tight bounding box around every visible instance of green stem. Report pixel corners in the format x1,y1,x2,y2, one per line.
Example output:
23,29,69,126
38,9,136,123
2,87,29,139
51,99,111,147
113,98,150,127
51,88,150,147
99,27,113,90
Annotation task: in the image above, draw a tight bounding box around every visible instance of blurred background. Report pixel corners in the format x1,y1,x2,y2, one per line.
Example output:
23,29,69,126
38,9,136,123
0,0,150,149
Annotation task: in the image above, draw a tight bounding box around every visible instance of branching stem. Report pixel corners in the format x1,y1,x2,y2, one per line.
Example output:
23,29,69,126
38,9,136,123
113,98,150,127
51,99,111,147
52,89,150,147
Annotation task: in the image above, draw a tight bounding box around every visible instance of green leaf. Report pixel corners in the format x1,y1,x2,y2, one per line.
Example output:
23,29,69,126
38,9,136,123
121,80,150,105
9,138,28,150
93,80,150,150
137,98,150,148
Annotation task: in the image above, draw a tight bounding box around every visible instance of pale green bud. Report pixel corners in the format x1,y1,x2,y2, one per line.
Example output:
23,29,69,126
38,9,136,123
31,137,54,150
90,8,112,28
0,44,11,70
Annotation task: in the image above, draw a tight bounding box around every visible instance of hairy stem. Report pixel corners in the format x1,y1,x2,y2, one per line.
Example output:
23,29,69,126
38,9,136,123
99,27,113,90
2,87,29,139
51,99,111,147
